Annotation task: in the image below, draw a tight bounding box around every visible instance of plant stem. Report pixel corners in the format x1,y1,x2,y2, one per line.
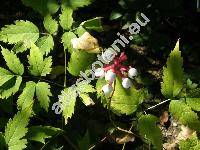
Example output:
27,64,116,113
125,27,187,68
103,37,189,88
64,50,67,88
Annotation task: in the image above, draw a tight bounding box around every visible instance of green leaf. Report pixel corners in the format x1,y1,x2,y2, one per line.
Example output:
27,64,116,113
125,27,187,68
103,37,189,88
110,11,122,20
186,79,198,90
0,76,22,99
62,32,77,53
43,15,58,34
59,6,73,30
62,0,93,10
36,82,52,111
1,47,24,75
81,17,103,32
59,87,77,124
169,100,200,131
161,40,184,98
179,134,200,150
4,108,32,150
28,44,52,76
36,35,54,55
17,81,36,110
21,0,59,16
76,81,96,93
41,57,52,76
12,42,27,53
0,67,13,87
186,98,200,111
138,115,162,150
67,50,95,76
0,20,39,46
79,93,94,106
96,78,146,115
76,26,87,36
25,126,62,144
78,130,90,150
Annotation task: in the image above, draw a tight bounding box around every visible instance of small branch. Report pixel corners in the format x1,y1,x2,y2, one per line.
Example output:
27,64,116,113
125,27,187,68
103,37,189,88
88,136,107,150
64,50,67,88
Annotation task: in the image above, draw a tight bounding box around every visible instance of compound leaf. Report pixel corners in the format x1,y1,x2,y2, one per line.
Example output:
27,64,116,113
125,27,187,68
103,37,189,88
43,15,58,34
169,100,200,131
17,81,36,110
58,87,77,124
36,82,52,111
0,20,39,46
59,6,73,30
4,108,32,150
36,35,54,55
26,126,62,144
138,115,162,150
21,0,59,16
161,40,184,98
1,47,24,75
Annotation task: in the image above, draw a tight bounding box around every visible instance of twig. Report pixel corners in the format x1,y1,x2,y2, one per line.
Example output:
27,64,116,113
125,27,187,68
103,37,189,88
88,136,107,150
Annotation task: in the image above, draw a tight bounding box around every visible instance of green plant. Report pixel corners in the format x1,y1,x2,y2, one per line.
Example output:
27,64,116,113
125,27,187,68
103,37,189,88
0,0,199,150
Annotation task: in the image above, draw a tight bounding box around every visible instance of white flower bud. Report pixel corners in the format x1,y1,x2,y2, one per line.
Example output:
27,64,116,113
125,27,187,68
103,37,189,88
102,84,113,96
94,68,105,78
128,68,138,78
105,70,116,82
122,78,132,89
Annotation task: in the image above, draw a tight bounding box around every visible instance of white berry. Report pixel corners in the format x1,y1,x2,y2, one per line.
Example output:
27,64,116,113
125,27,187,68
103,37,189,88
128,68,138,78
102,84,113,96
122,78,132,89
94,68,105,78
105,70,116,82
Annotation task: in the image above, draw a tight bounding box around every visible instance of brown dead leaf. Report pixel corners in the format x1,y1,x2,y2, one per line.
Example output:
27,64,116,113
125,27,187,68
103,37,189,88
160,111,169,125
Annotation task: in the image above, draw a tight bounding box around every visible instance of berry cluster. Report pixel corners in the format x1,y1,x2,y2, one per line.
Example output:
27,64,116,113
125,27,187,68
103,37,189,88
95,52,138,96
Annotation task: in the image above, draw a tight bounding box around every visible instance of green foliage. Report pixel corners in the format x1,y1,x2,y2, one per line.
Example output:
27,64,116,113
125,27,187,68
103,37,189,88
78,130,90,150
36,82,52,111
0,21,39,46
0,76,22,99
138,115,162,150
25,126,62,144
76,81,95,106
62,0,93,10
1,47,24,75
186,98,200,111
59,87,77,124
28,44,52,76
80,17,103,32
161,40,184,98
67,50,95,76
17,81,36,110
21,0,59,16
0,68,13,87
62,32,77,53
179,134,200,150
0,0,199,149
36,35,54,55
96,78,149,115
186,79,198,90
169,100,200,131
59,6,73,30
43,15,58,34
4,108,32,150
